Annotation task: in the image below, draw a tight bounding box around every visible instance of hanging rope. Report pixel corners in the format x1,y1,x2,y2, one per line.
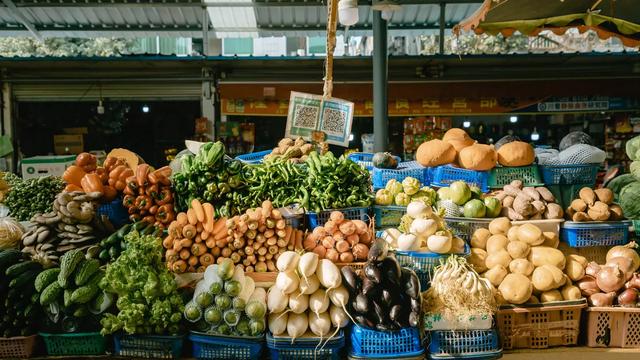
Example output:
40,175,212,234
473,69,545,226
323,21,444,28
323,0,339,98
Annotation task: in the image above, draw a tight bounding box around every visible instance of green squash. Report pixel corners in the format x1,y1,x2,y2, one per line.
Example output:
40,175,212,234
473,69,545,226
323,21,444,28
372,152,398,169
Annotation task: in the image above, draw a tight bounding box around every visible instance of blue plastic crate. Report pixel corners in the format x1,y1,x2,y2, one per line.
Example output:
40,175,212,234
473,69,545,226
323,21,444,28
267,331,345,360
395,243,470,290
372,161,429,189
189,332,263,360
113,334,184,359
307,207,370,229
539,164,599,185
443,217,492,242
430,165,489,193
373,205,406,228
97,197,129,228
349,325,423,358
235,150,271,164
348,152,402,171
428,329,502,360
561,221,631,247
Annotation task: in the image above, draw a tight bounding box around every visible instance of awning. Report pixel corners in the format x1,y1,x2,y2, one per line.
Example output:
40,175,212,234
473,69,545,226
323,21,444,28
456,0,640,47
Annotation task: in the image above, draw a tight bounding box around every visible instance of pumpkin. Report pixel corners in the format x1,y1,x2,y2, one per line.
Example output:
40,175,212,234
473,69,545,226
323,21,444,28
416,139,456,167
106,148,143,169
443,128,474,152
372,152,398,169
458,143,497,171
497,141,535,167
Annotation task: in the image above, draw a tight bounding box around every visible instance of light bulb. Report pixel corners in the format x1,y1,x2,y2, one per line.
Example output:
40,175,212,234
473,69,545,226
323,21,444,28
142,105,150,113
381,9,393,20
531,127,540,141
97,100,105,115
338,0,358,26
510,116,518,123
463,121,471,128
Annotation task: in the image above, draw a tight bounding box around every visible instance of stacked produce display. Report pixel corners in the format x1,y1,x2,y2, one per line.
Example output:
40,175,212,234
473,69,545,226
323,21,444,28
0,130,639,359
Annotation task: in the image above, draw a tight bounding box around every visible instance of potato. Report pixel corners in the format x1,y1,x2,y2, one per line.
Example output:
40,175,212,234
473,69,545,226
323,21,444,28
469,248,488,273
571,199,587,212
572,211,590,222
532,265,565,292
531,200,546,214
498,273,532,305
529,246,566,270
507,225,520,242
485,249,512,269
566,254,588,267
517,224,544,246
541,232,559,248
486,234,509,253
544,203,564,219
561,284,582,300
471,228,491,250
594,188,614,205
507,241,530,259
509,258,534,276
540,290,563,303
488,217,510,235
564,255,586,281
451,236,465,253
484,265,508,287
503,196,515,208
609,204,624,220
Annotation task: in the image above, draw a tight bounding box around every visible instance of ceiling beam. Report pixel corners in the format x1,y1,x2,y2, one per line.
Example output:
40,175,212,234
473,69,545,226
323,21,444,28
1,0,42,40
7,0,481,7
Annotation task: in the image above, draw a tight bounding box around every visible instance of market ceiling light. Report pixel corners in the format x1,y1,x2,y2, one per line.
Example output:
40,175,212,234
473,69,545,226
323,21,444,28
510,116,518,123
97,100,105,115
372,0,400,21
463,121,471,128
338,0,359,27
142,105,150,113
531,127,540,141
349,133,354,141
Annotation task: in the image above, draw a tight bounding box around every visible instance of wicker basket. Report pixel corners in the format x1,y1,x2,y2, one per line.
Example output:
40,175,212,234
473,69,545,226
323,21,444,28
496,299,586,349
585,307,640,348
0,335,38,359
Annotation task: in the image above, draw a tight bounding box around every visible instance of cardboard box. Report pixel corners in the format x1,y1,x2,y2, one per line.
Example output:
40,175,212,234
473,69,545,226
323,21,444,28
21,155,75,179
53,134,83,155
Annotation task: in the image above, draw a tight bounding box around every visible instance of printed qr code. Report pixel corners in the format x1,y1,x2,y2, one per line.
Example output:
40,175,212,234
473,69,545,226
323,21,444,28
321,107,346,136
293,105,319,129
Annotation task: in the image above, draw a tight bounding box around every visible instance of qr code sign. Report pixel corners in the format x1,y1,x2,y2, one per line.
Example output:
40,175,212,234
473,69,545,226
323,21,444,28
321,107,346,136
293,104,319,130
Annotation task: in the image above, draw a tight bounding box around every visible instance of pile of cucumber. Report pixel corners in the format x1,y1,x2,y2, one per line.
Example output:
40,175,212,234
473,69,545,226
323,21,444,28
91,220,163,264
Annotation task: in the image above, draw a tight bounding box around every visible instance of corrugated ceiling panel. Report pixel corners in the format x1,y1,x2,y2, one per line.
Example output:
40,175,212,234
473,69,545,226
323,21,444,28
13,82,201,101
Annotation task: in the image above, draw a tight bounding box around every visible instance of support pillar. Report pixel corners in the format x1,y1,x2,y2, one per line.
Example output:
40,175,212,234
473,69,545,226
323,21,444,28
372,10,388,152
439,3,446,54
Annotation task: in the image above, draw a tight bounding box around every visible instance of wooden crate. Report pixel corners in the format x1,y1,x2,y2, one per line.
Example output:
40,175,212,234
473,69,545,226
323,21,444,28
586,307,640,348
496,299,587,349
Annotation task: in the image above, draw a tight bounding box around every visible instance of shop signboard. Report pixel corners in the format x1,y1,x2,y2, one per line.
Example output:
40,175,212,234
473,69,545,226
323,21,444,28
284,92,354,147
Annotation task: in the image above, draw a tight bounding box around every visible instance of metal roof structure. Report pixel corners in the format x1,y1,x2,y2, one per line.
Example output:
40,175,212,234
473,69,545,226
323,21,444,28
0,0,481,39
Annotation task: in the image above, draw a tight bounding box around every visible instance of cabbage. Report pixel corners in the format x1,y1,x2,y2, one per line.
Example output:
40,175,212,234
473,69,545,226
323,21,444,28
402,177,421,196
215,294,232,310
632,162,640,180
411,187,437,206
195,292,214,308
385,179,404,197
620,182,640,219
437,187,451,201
607,174,638,200
204,306,222,325
184,301,202,322
224,280,242,297
627,136,640,161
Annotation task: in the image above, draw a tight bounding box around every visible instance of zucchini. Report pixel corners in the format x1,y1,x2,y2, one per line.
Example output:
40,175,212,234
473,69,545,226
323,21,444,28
132,220,148,232
9,269,40,289
5,261,41,278
73,305,89,318
105,233,120,245
116,223,133,238
35,268,61,292
0,249,22,270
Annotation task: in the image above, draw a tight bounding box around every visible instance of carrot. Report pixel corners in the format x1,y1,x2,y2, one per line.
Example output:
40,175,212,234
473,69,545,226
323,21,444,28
172,241,182,252
283,226,293,246
191,243,207,256
182,224,196,239
212,217,227,233
214,227,229,241
295,230,303,251
211,247,221,257
187,208,197,225
200,253,214,266
191,199,205,223
216,239,228,248
180,238,193,248
179,249,191,260
205,238,216,249
200,231,209,241
202,203,215,232
172,260,187,273
188,255,199,267
165,249,178,262
176,212,188,226
196,222,204,233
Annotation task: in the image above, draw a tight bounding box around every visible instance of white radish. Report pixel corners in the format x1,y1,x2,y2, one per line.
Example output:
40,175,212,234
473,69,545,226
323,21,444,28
268,312,288,336
299,274,320,295
288,290,309,314
315,259,342,292
287,312,308,340
329,305,349,329
238,276,255,303
309,289,329,316
308,311,331,337
231,264,245,286
267,287,288,313
327,286,356,324
276,251,300,272
276,270,300,294
298,252,319,282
